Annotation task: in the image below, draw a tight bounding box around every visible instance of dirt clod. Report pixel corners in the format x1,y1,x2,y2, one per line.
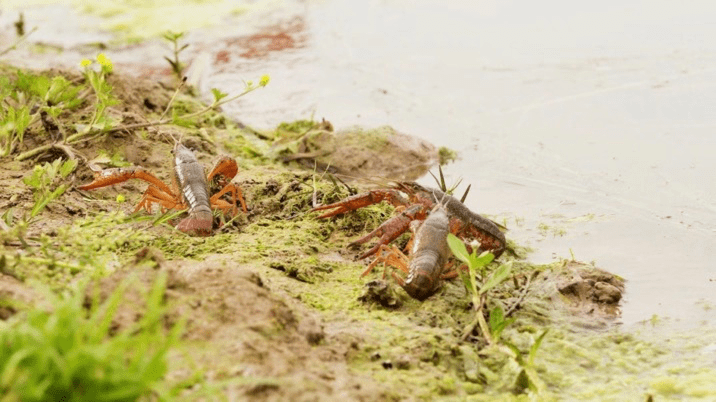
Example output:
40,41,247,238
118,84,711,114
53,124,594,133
395,355,412,370
358,279,403,308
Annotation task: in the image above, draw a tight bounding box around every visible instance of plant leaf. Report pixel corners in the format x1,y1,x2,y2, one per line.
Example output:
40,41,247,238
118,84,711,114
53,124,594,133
489,305,504,333
471,250,494,268
30,184,67,218
59,159,77,178
480,261,512,295
447,233,471,265
502,339,524,365
528,329,549,366
210,88,228,103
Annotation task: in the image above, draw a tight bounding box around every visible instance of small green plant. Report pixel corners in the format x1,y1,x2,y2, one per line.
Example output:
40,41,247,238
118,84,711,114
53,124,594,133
14,70,85,111
446,233,513,343
90,149,131,168
428,165,471,202
162,31,189,80
5,55,270,162
1,71,85,157
22,157,77,220
0,104,30,157
0,271,183,401
75,54,118,137
7,57,111,161
487,304,516,343
504,330,549,393
14,12,25,36
12,54,125,161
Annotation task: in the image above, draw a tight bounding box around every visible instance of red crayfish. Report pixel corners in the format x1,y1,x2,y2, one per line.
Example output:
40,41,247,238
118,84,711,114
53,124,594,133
78,142,247,236
312,182,506,300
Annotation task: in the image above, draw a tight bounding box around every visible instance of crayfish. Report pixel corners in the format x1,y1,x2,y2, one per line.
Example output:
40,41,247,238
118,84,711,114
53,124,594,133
312,182,506,300
78,142,247,236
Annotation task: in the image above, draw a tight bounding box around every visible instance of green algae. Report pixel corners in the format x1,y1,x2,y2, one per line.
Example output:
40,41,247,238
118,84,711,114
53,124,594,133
0,212,156,288
267,119,437,181
532,323,716,401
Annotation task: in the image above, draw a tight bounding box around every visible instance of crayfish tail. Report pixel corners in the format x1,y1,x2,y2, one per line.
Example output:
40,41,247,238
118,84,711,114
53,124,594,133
175,216,213,237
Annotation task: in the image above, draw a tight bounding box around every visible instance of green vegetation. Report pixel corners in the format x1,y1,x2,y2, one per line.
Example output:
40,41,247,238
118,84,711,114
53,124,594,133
22,158,77,221
438,146,457,165
447,234,513,342
1,53,269,163
446,234,548,395
162,31,189,81
0,272,181,401
0,212,156,287
0,71,84,157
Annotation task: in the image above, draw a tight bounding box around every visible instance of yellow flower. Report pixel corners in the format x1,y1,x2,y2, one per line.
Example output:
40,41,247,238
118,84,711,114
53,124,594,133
96,53,113,72
259,74,270,87
80,59,92,67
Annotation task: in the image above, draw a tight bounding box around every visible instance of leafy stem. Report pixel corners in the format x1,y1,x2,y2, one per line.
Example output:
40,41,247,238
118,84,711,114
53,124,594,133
446,233,513,343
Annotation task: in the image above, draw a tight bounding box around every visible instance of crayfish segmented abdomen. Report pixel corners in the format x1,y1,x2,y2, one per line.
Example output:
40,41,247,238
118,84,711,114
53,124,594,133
402,206,451,300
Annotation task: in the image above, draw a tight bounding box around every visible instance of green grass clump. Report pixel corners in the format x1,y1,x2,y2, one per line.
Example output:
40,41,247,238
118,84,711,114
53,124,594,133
0,272,181,402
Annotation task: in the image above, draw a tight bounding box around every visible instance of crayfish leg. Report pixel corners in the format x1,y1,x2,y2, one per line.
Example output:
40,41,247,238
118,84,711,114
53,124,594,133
311,189,409,219
210,183,247,214
134,185,183,214
78,167,174,196
207,157,247,215
362,245,409,278
352,204,427,259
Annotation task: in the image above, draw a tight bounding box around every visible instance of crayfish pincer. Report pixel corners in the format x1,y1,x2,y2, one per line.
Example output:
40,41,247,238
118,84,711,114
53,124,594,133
78,142,247,236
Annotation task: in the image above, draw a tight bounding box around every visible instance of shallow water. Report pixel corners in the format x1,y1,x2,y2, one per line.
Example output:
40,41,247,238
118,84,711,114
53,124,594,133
2,0,715,327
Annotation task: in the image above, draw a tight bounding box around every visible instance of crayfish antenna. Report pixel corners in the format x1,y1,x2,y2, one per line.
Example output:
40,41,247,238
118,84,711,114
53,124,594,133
430,189,451,213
